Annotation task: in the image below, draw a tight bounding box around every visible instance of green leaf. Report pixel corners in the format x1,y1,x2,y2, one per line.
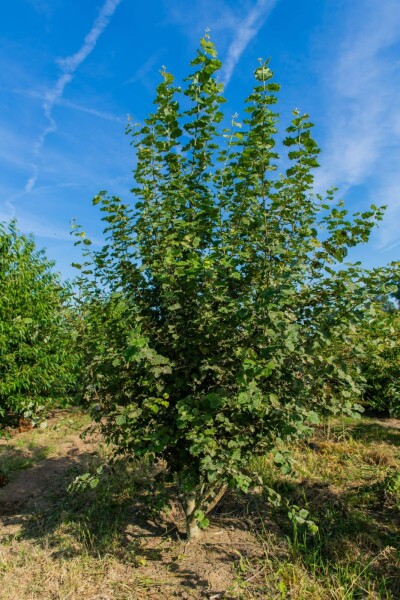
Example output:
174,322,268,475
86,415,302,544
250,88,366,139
68,35,400,541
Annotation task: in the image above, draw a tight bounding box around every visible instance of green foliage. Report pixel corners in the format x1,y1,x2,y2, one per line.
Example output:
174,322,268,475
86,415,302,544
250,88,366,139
391,281,400,307
354,306,400,417
74,36,399,537
0,220,77,422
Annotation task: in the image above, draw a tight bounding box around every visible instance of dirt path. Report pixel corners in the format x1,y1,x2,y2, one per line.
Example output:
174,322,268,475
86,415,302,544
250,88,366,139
0,416,97,538
375,417,400,430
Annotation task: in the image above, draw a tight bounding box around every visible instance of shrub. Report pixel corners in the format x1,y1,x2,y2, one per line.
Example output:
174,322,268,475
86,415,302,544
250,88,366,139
75,36,398,538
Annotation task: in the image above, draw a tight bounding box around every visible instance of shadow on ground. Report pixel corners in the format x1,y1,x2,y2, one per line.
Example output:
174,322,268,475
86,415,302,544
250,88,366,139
349,419,400,447
0,420,399,598
0,449,252,598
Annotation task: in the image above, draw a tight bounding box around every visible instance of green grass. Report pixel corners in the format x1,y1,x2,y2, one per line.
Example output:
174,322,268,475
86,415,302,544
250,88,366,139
0,444,53,478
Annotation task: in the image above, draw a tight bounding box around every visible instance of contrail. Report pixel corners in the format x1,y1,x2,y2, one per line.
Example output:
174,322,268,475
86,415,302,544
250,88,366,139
25,0,123,192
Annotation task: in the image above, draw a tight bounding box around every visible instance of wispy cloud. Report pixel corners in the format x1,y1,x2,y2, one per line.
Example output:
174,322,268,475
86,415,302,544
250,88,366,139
25,167,39,193
4,87,124,124
25,0,123,192
124,52,162,85
0,184,78,242
60,99,124,123
315,0,400,194
164,0,278,86
27,0,57,18
221,0,278,86
313,0,400,256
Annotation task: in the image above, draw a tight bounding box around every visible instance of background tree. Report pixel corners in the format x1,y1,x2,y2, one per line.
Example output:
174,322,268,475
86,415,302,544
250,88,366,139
352,303,400,417
0,220,77,423
75,36,399,538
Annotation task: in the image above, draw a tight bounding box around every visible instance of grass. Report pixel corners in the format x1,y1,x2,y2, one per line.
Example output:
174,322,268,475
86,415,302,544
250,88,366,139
246,417,400,599
0,409,91,483
0,413,399,599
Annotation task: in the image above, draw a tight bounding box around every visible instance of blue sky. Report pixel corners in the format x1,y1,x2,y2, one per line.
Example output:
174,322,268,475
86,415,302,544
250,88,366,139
1,0,400,279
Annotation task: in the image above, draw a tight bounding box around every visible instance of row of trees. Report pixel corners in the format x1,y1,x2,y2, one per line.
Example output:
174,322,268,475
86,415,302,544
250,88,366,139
0,221,77,423
1,222,398,421
1,37,399,537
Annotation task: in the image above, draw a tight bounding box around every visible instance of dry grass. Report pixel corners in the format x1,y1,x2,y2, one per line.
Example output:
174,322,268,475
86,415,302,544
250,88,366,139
0,542,143,600
0,413,399,599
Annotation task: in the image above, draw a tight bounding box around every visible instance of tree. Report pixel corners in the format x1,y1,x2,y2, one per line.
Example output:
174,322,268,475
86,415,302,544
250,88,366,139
0,220,76,423
353,304,400,417
75,36,399,538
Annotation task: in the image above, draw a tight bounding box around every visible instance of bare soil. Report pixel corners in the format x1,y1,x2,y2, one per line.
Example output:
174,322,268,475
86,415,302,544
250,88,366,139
0,422,97,538
0,417,266,599
375,417,400,430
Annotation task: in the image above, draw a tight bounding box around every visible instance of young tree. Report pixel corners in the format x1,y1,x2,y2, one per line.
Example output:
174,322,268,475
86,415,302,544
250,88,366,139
0,220,76,423
75,36,398,538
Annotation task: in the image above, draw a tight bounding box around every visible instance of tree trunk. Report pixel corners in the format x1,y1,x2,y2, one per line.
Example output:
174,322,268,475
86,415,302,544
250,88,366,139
185,492,201,540
204,484,227,515
183,485,227,540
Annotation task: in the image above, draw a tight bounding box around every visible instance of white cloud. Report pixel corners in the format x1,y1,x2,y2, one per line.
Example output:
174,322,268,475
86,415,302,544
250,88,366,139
4,87,124,124
60,99,124,123
164,0,278,86
312,0,400,256
27,0,58,18
24,167,39,193
221,0,278,86
25,0,123,192
55,0,122,74
316,0,400,194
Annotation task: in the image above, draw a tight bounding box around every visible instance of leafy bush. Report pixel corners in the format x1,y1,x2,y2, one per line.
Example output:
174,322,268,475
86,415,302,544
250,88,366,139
75,37,398,538
355,306,400,417
0,220,77,423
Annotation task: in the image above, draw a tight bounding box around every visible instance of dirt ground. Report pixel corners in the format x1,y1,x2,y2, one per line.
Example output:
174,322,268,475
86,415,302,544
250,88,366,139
1,413,399,599
0,439,93,537
0,415,267,599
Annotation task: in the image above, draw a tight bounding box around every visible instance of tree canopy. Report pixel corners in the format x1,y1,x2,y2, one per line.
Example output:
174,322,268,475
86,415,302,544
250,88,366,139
0,220,76,423
74,36,399,538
